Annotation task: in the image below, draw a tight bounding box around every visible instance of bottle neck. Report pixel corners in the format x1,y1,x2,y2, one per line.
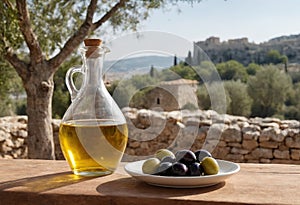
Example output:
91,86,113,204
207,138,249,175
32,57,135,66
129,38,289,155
84,56,104,86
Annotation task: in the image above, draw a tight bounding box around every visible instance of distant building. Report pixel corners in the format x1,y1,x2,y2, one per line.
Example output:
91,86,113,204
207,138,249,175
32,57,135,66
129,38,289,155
228,37,249,44
206,36,220,44
145,79,198,111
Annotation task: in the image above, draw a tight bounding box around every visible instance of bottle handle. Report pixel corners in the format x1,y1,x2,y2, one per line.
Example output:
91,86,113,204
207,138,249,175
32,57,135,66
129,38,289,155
65,66,83,101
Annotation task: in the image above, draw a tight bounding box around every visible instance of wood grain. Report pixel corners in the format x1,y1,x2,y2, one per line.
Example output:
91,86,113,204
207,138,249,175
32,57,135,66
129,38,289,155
0,159,299,205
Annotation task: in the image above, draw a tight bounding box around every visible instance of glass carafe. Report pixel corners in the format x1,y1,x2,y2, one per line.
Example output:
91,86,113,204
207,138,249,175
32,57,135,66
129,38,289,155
59,39,128,176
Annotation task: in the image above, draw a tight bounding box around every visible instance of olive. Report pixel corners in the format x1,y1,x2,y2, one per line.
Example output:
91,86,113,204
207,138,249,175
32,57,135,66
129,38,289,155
201,157,219,175
171,162,188,176
156,162,173,176
155,149,175,161
194,149,212,162
188,162,203,176
175,150,197,165
160,156,176,164
142,158,160,175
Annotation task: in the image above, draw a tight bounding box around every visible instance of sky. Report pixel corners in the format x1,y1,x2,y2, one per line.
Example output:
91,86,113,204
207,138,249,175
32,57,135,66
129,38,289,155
139,0,300,44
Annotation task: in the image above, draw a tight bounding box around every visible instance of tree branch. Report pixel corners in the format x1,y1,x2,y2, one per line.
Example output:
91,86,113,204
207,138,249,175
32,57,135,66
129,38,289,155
4,47,28,81
48,0,128,71
48,0,98,70
16,0,43,66
91,0,128,31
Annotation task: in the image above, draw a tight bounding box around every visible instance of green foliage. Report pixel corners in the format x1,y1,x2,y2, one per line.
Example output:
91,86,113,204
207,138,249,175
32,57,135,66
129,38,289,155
109,74,159,108
52,56,81,118
246,63,261,75
197,82,229,113
283,82,300,120
216,60,248,82
224,80,252,117
169,62,197,80
150,65,159,78
159,68,181,81
182,102,198,111
111,81,136,108
196,85,210,110
0,1,23,52
0,60,25,116
265,50,287,65
15,1,167,57
129,86,154,109
247,65,293,117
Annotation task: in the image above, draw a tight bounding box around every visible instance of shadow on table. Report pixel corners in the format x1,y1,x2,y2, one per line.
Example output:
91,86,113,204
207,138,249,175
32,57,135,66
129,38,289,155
96,177,225,197
0,171,96,193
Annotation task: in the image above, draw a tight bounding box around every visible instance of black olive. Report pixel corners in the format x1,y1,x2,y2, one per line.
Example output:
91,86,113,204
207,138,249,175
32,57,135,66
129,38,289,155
171,162,188,176
194,149,212,162
175,150,197,165
188,162,203,176
156,162,173,176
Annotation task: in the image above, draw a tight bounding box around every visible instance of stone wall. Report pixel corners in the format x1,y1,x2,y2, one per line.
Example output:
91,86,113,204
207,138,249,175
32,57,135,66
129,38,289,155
0,116,62,159
123,108,300,164
0,109,299,164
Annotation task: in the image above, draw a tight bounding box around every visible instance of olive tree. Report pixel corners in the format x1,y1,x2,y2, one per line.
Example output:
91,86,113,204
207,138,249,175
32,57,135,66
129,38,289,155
224,80,252,117
247,65,293,117
0,0,168,159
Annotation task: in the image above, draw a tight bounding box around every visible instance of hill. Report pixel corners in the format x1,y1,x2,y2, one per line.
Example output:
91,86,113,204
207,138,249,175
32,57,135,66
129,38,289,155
104,55,175,73
193,34,300,66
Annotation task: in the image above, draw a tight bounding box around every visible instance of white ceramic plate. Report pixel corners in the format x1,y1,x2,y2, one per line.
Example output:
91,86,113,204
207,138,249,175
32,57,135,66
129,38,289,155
124,159,240,188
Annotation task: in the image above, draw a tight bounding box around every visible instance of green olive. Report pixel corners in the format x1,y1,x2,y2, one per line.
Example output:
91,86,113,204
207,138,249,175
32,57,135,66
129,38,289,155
155,149,175,161
142,158,160,174
201,157,219,175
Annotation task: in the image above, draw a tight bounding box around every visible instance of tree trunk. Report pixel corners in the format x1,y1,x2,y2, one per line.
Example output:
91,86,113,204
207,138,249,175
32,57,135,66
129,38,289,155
24,64,55,159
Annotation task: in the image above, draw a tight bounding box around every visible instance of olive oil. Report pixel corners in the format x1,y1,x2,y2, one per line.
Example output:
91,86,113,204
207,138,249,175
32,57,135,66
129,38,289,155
59,120,128,176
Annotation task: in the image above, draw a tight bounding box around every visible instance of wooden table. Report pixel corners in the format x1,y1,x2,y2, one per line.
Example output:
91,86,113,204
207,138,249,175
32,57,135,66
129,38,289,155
0,159,299,205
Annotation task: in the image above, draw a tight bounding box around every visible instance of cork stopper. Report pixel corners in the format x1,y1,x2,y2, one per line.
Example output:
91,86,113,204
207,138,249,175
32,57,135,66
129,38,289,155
84,39,102,47
84,39,102,58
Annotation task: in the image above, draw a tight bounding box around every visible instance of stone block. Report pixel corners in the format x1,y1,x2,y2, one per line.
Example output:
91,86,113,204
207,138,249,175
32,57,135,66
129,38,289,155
242,124,261,133
217,140,227,147
281,120,300,129
221,124,242,142
140,142,149,149
260,122,280,129
242,140,258,151
259,134,270,142
211,147,230,159
231,147,249,155
129,141,140,148
0,130,8,142
185,118,200,127
287,129,300,137
273,150,289,159
271,130,286,142
227,142,242,148
202,140,220,153
250,148,273,159
207,123,227,140
260,127,284,142
1,143,12,153
225,154,244,162
278,144,289,151
243,131,260,140
244,154,255,160
260,141,279,149
291,149,300,160
285,137,300,148
13,138,25,148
